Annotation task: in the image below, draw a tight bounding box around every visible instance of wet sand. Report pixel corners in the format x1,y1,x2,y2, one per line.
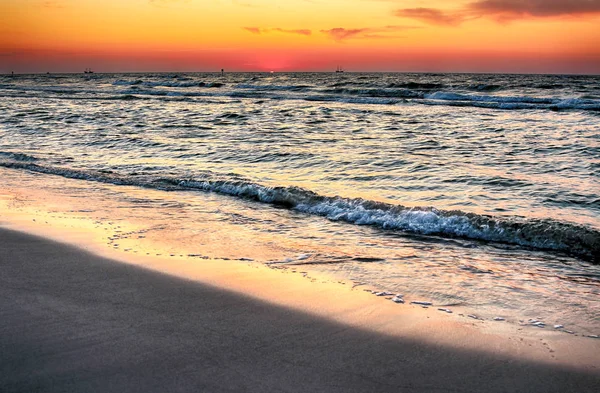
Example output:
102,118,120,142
1,227,599,392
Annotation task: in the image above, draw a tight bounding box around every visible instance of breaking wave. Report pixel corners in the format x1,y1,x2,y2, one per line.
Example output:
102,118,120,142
312,88,600,111
1,160,598,263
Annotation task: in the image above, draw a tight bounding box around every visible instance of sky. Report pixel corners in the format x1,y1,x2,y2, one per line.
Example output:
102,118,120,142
1,0,600,74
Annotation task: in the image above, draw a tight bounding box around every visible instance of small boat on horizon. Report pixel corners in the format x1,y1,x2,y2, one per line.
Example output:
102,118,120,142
335,66,344,73
84,68,94,74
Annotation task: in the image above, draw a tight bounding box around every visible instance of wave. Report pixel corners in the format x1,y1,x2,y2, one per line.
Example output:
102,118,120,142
326,81,559,93
235,84,312,91
387,82,445,90
113,82,582,108
321,87,424,99
115,94,144,101
114,80,144,86
0,151,38,161
113,80,224,88
304,95,400,105
422,92,600,111
314,88,600,111
534,83,566,90
468,84,503,92
424,91,555,104
327,81,497,91
1,160,598,263
3,77,599,112
327,81,374,88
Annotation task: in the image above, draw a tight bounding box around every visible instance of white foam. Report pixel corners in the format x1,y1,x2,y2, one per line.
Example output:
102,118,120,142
2,161,599,262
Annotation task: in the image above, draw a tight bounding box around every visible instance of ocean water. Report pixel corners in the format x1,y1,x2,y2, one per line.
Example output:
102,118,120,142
1,72,599,334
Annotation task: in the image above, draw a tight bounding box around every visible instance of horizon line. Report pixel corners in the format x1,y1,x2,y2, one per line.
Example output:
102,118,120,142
3,70,600,77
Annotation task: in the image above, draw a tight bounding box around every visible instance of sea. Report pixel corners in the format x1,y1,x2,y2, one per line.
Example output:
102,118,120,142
1,72,599,335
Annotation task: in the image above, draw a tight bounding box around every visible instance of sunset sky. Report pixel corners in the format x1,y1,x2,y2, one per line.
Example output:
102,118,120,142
1,0,600,74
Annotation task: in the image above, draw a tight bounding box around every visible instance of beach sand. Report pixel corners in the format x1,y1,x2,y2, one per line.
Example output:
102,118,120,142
1,227,599,393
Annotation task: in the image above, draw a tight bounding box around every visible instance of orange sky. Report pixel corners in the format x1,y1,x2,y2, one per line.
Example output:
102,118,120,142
1,0,599,74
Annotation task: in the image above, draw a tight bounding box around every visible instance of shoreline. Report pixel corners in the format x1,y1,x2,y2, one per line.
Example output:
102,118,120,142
1,168,598,341
1,226,599,392
1,173,599,365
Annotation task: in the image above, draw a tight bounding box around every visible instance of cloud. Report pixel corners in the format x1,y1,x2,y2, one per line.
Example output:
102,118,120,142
396,0,600,25
243,27,312,36
243,27,262,34
320,25,418,41
469,0,600,18
394,8,466,25
320,28,368,41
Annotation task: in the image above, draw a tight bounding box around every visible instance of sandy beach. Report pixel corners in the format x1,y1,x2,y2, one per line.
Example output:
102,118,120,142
1,227,599,393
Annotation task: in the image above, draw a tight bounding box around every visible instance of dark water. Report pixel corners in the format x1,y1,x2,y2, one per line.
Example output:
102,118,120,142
1,72,599,334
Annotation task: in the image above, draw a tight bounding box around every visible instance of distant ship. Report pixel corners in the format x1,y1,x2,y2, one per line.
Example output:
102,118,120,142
84,68,94,74
335,66,344,73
